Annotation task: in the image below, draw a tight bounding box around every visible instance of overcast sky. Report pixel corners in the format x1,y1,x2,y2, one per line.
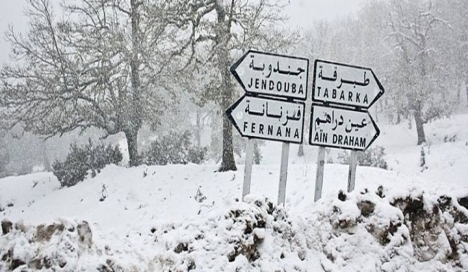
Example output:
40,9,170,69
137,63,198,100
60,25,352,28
285,0,365,28
0,0,365,65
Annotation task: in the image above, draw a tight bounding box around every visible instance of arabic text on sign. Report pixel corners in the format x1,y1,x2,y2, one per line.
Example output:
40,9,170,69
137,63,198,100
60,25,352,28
314,62,376,107
228,95,304,144
314,109,368,133
246,54,306,97
244,99,302,126
318,65,370,88
309,105,376,150
241,98,302,140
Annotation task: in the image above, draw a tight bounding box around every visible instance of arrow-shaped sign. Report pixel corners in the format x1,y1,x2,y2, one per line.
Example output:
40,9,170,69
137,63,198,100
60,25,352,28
230,50,309,100
226,95,305,144
309,104,379,151
312,59,384,110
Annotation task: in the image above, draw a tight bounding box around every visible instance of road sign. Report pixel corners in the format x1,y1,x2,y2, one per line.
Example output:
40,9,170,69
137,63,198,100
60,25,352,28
230,50,309,100
309,104,379,151
226,95,305,144
312,59,384,109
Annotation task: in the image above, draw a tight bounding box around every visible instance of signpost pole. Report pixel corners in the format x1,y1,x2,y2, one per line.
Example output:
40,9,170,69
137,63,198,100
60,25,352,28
277,142,290,206
314,146,326,202
243,138,254,200
310,59,384,196
347,151,358,192
228,50,310,202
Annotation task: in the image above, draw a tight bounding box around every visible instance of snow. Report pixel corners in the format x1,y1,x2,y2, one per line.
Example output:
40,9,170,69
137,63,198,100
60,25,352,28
1,114,468,271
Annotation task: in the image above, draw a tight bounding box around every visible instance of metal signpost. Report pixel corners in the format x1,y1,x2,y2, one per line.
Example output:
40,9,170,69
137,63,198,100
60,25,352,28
227,50,309,206
310,59,384,201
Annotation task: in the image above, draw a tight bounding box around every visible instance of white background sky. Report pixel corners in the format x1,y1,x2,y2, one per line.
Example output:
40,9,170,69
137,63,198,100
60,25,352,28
0,0,366,64
285,0,366,27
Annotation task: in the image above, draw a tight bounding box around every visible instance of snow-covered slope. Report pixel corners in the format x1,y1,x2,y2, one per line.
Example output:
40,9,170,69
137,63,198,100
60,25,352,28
1,114,468,271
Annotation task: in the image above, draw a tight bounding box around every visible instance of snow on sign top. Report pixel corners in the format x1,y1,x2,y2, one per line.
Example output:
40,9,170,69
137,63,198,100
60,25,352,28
230,50,309,100
312,60,384,110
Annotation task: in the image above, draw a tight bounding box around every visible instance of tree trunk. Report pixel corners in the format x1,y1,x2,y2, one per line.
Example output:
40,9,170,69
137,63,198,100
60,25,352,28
218,59,237,171
414,109,426,145
41,141,51,172
125,129,139,167
217,44,237,171
195,110,201,147
466,79,468,108
216,1,236,172
297,144,304,157
218,113,237,171
126,0,142,167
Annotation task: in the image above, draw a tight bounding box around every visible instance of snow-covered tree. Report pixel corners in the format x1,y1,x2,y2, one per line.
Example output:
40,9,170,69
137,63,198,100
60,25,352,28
436,0,468,108
166,0,298,171
0,0,182,166
387,0,452,144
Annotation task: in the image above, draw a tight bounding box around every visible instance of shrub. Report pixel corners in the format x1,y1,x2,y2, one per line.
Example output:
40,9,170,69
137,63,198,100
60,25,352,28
86,140,123,176
188,146,208,164
144,130,207,165
337,145,388,169
52,140,122,187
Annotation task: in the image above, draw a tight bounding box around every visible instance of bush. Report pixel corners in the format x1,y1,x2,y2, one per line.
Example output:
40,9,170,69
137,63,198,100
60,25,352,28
144,130,207,165
86,140,123,176
338,145,388,169
188,146,208,164
52,139,122,187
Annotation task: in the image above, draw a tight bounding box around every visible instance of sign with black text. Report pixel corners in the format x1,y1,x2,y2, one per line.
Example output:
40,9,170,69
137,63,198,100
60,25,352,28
228,49,310,203
226,95,305,144
230,50,309,100
309,105,379,151
312,60,384,109
310,59,385,199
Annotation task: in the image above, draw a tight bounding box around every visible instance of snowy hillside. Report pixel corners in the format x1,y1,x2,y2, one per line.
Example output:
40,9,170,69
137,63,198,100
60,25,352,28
1,114,468,271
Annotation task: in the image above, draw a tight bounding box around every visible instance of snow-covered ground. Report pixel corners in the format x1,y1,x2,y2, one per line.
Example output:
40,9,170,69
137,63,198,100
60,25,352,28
1,114,468,271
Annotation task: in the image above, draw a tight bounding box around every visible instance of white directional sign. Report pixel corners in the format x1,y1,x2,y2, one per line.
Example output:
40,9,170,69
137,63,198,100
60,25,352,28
226,95,305,144
309,105,379,151
230,50,309,100
313,60,384,109
228,50,309,204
